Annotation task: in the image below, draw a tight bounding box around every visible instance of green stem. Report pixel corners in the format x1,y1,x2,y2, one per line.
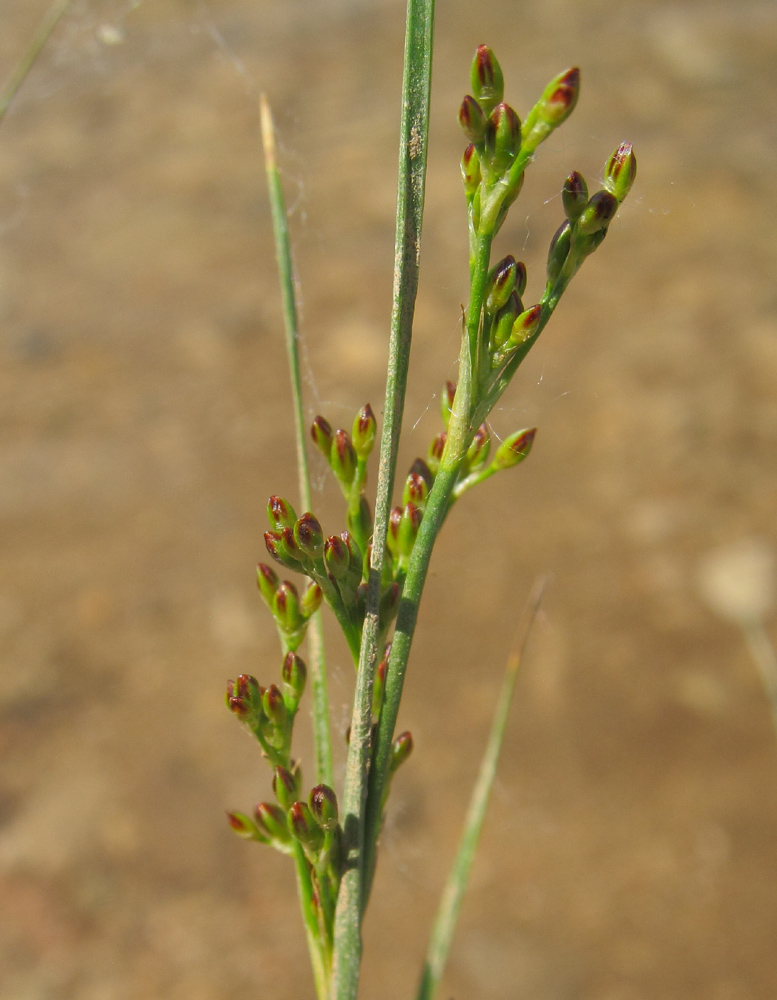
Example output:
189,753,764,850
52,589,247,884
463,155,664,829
0,0,70,124
416,580,545,1000
261,95,334,789
330,1,436,997
293,841,330,1000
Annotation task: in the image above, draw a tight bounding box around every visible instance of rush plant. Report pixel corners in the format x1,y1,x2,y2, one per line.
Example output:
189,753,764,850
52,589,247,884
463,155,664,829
225,3,635,999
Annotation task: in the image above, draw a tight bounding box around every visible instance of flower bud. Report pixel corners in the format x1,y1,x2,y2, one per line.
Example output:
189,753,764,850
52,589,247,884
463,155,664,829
226,810,263,841
294,513,324,560
301,580,322,618
467,424,491,469
458,95,487,144
513,260,528,298
256,563,280,607
603,141,636,203
470,45,504,119
428,432,446,475
492,428,537,470
577,190,618,237
409,457,434,492
324,535,350,580
390,730,414,774
225,673,263,721
491,291,521,350
461,144,481,197
309,784,339,832
372,645,390,722
537,67,580,127
341,531,365,590
403,471,429,509
546,220,572,284
273,580,302,633
352,403,377,459
267,495,297,531
262,683,287,729
347,495,373,549
441,380,456,429
311,416,333,459
254,802,292,846
483,104,521,177
273,763,302,809
264,530,302,571
397,503,422,558
562,170,588,222
509,304,543,346
289,801,325,854
387,506,403,558
331,429,357,487
282,651,307,708
486,255,518,315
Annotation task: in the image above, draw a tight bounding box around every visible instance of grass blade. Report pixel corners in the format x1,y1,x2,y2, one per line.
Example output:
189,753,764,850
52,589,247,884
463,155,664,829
260,95,333,789
0,0,70,125
416,578,546,1000
331,1,436,997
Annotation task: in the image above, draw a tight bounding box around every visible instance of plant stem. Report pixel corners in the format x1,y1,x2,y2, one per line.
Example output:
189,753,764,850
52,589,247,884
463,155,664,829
293,841,330,1000
260,95,334,790
330,1,436,997
416,579,545,1000
0,0,70,125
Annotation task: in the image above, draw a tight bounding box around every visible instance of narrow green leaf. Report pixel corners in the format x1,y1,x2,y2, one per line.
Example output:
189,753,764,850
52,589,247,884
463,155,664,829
416,579,545,1000
260,96,334,789
0,0,70,125
330,1,436,998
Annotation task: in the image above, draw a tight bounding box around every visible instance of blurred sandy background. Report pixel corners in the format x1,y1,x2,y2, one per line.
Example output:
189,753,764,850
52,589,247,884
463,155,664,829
1,1,776,998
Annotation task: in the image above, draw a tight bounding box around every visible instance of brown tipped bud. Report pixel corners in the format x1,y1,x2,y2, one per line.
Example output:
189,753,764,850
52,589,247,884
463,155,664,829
403,471,429,510
225,674,262,720
289,801,325,854
324,535,349,580
352,403,377,459
538,67,580,126
309,784,339,832
461,143,481,196
459,95,487,144
467,424,491,470
486,255,518,314
331,429,357,487
408,458,434,494
470,45,504,118
301,580,322,618
546,220,572,284
267,495,297,531
372,646,390,722
577,190,618,236
428,431,447,474
262,683,287,728
483,104,521,177
390,731,414,774
256,563,280,606
493,428,537,470
294,512,324,559
273,763,301,809
509,304,543,346
282,651,307,707
603,141,636,203
273,580,302,634
311,416,333,459
254,802,292,846
264,529,302,571
562,170,588,222
226,810,263,841
387,506,403,557
491,291,521,350
397,503,422,558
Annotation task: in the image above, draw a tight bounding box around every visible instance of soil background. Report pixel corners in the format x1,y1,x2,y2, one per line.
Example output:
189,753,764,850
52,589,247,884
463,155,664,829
1,1,777,999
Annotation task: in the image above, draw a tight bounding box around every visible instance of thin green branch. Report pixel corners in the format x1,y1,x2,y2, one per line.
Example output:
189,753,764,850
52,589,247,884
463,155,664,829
330,1,436,997
0,0,70,125
260,95,334,789
416,579,545,1000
